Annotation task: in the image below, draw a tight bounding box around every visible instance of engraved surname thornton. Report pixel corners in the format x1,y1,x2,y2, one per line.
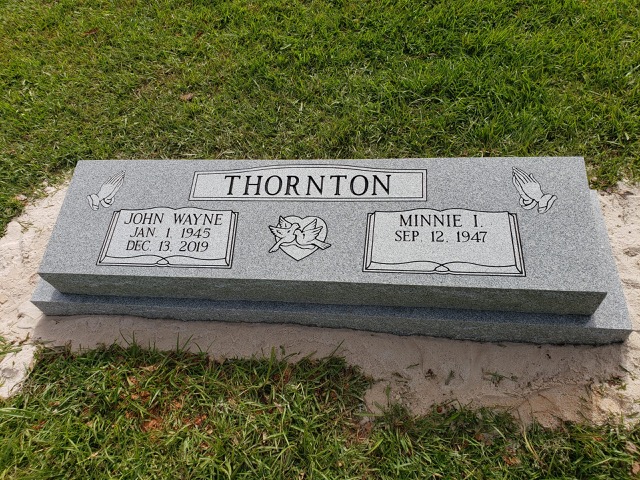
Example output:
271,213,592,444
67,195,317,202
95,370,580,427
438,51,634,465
190,165,426,201
223,172,391,197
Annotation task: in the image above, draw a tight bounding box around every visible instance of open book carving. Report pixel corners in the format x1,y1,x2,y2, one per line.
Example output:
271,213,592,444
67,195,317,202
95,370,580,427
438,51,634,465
363,208,525,276
97,207,237,268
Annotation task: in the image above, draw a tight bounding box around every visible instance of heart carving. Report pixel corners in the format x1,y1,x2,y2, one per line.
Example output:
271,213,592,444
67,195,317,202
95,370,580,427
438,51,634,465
268,215,331,261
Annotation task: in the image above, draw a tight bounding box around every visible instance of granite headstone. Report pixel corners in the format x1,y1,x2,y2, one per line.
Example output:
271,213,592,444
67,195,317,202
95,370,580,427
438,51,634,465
32,158,632,344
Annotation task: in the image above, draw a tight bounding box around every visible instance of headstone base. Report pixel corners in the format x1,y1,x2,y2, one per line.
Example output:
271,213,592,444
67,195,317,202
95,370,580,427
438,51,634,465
31,276,630,344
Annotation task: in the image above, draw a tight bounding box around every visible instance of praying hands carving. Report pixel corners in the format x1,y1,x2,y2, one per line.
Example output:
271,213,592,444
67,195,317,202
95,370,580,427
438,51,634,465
88,171,125,210
512,167,556,214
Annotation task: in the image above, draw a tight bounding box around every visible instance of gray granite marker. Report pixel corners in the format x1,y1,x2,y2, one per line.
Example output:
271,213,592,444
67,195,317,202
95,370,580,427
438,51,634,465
32,158,632,344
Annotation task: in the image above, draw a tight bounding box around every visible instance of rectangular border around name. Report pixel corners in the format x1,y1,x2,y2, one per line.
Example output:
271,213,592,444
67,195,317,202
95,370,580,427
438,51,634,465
189,164,428,201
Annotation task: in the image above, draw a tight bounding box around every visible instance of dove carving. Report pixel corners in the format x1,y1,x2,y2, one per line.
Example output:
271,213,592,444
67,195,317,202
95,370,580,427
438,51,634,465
294,219,331,250
268,215,331,260
268,217,301,252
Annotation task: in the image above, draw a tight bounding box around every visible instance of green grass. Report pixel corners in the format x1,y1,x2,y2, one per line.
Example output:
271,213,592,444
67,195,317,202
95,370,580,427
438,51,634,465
0,337,18,364
1,344,640,478
1,0,640,234
2,2,640,474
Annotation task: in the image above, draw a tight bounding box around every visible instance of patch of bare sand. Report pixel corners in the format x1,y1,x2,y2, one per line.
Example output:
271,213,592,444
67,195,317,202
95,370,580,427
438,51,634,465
1,182,639,427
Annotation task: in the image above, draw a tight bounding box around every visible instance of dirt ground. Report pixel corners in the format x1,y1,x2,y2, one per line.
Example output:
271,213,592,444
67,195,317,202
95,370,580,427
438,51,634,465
1,180,639,427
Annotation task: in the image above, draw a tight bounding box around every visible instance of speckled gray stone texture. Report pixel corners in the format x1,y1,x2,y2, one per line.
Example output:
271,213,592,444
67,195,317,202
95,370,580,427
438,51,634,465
38,158,615,316
32,189,632,344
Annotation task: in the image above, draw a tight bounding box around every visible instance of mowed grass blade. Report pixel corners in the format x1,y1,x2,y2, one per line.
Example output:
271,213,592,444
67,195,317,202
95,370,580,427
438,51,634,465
1,0,640,234
2,345,640,478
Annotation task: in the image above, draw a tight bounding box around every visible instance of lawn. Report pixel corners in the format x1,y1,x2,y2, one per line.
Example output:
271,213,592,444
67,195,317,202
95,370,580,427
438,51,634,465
2,0,640,475
1,344,640,478
1,0,639,234
0,337,18,364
